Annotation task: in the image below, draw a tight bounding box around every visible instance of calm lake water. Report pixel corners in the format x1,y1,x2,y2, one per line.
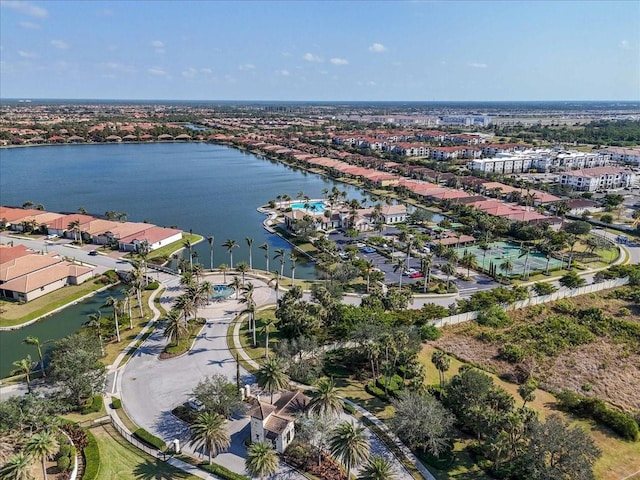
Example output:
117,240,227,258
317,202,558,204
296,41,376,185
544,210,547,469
0,142,369,375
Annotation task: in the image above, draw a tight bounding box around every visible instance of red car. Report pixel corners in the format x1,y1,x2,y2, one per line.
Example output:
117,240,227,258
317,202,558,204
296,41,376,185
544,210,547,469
409,271,424,278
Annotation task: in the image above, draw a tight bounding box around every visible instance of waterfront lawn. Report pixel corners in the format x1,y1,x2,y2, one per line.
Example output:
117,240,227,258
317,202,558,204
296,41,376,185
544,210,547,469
0,280,106,328
92,424,198,480
144,233,202,263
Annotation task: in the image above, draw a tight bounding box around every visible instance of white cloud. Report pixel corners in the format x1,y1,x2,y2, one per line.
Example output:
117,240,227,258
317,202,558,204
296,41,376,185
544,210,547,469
368,43,387,53
150,40,165,54
1,1,48,18
200,68,213,74
278,69,290,76
238,63,255,71
98,61,134,73
18,50,36,58
619,40,632,50
468,62,488,68
19,21,39,29
330,57,348,66
50,40,69,49
182,67,197,78
148,67,167,76
302,52,322,62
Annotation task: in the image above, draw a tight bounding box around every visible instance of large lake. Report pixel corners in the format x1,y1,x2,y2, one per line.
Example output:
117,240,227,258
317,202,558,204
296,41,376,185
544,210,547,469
0,142,368,375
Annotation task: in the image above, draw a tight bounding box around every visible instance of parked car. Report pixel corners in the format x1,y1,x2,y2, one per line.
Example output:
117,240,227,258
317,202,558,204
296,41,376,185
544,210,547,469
88,250,99,256
187,397,204,411
409,271,424,278
360,246,376,253
403,268,418,276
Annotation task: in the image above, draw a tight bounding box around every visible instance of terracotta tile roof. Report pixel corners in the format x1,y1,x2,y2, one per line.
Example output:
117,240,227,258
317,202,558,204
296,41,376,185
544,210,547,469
1,253,62,282
0,245,31,264
0,207,44,223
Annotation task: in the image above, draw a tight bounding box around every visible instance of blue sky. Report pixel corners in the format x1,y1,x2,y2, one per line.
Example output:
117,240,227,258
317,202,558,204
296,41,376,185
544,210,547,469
1,0,638,101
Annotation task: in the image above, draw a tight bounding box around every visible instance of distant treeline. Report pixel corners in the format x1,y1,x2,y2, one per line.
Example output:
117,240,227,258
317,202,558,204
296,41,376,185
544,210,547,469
495,120,640,147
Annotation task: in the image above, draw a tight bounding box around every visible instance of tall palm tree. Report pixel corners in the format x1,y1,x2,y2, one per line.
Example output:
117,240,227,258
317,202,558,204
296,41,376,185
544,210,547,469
431,350,451,388
363,259,375,292
289,253,297,287
246,237,254,270
262,317,276,359
0,451,33,480
163,309,188,346
245,441,278,480
189,412,231,465
420,255,433,293
174,293,196,325
460,251,478,277
229,275,242,300
236,262,250,285
24,336,46,378
308,378,343,418
83,311,104,356
256,357,290,403
268,271,281,301
393,257,407,290
273,248,286,276
11,356,35,393
329,421,370,480
103,296,121,343
183,239,194,270
24,430,59,480
207,235,215,270
67,219,81,245
259,243,270,272
222,239,239,269
359,455,397,480
441,262,455,290
219,264,228,283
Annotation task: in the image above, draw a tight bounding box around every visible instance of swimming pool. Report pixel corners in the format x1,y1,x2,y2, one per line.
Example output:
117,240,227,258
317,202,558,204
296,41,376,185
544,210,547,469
290,201,326,213
210,284,235,300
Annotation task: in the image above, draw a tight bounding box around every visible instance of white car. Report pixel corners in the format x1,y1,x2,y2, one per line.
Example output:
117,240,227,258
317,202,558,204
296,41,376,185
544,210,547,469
187,397,204,411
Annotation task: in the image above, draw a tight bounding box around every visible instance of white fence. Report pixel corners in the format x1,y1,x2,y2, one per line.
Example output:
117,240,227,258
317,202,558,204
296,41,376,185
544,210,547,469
435,277,630,327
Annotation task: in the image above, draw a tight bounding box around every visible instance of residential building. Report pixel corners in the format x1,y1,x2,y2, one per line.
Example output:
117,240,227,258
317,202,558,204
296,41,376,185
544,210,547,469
559,167,638,192
599,147,640,165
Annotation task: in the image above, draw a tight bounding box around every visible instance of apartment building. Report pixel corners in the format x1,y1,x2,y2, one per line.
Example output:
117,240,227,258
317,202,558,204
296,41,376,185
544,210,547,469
559,167,637,192
599,147,640,165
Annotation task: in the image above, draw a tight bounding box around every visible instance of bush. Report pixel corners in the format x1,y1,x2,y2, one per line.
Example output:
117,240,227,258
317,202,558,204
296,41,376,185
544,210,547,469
199,462,249,480
343,402,356,415
420,323,442,341
82,429,100,480
81,395,104,415
365,381,389,401
57,454,71,472
498,344,526,363
145,281,160,290
476,305,512,328
553,299,575,314
133,428,166,450
110,397,122,409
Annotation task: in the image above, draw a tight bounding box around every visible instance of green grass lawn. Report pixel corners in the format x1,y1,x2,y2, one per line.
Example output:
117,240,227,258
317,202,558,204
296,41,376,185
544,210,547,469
238,308,281,361
92,424,198,480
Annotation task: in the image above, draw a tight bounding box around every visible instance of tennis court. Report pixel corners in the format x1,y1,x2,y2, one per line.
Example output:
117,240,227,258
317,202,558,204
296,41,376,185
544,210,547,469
456,241,564,276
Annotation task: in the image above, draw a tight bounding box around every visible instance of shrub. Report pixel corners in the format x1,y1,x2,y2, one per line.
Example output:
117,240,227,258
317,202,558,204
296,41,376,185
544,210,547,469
133,428,166,450
57,454,71,472
199,462,249,480
365,381,389,401
81,395,104,415
553,299,575,314
498,344,526,363
82,429,100,480
343,402,356,415
420,323,442,341
476,305,512,328
110,397,122,409
145,281,160,290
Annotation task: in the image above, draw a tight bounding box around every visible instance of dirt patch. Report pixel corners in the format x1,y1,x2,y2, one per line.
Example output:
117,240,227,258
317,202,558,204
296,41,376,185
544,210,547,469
435,287,640,410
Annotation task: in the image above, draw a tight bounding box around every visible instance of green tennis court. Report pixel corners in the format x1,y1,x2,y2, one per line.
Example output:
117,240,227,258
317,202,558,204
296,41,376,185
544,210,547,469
456,241,564,276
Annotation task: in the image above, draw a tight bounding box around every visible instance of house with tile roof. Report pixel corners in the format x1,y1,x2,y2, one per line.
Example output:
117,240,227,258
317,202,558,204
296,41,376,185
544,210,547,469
248,390,309,453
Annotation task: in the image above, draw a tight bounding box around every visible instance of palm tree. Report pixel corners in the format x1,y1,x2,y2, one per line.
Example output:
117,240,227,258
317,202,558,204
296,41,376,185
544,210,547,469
11,356,35,393
104,296,121,343
236,262,250,285
67,219,81,245
222,239,239,269
183,239,194,270
246,237,254,270
441,262,455,290
229,275,243,300
24,430,59,480
460,251,478,277
392,257,407,290
24,336,46,378
421,255,433,293
308,378,343,418
245,441,278,480
268,271,281,301
329,421,370,480
259,243,270,272
499,258,514,278
273,248,286,276
256,357,290,403
289,253,297,287
83,311,105,356
362,259,375,292
219,264,228,283
0,451,34,480
163,309,188,346
207,235,215,270
262,317,276,359
174,293,196,325
189,412,231,465
359,455,397,480
431,350,451,388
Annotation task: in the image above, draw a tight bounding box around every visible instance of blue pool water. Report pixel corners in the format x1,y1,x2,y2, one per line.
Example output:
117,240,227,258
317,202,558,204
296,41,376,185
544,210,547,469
211,284,235,300
290,201,326,213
